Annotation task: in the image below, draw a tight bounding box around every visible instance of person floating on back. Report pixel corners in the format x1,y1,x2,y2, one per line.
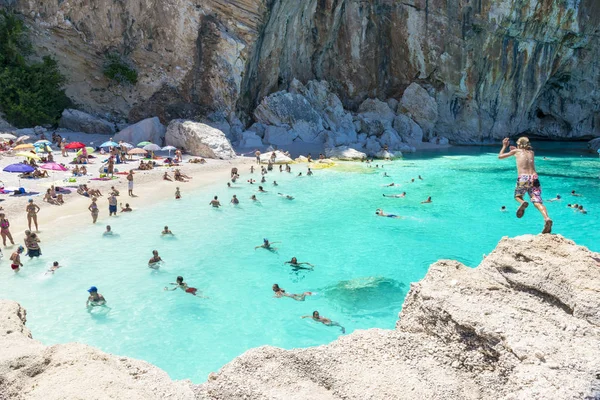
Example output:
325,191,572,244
498,137,552,234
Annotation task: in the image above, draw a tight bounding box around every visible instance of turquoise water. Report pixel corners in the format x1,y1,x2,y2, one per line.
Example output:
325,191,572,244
0,144,598,382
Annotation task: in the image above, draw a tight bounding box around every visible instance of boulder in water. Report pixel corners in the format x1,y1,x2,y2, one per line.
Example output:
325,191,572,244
325,146,366,161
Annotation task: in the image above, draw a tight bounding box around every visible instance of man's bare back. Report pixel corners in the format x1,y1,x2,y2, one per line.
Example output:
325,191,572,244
514,148,536,175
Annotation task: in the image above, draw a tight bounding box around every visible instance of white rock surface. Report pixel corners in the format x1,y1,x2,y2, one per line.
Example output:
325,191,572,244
58,109,115,134
358,98,396,125
399,83,438,136
325,146,367,160
114,117,166,145
238,131,263,148
165,120,236,159
197,235,600,399
393,114,424,144
259,150,293,164
0,301,195,400
263,125,297,146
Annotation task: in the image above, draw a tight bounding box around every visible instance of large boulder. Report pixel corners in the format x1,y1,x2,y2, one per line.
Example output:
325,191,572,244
114,117,166,146
259,150,293,164
239,131,263,148
393,114,424,144
358,98,396,126
325,146,366,160
399,83,438,136
58,109,115,134
359,117,386,137
0,115,15,132
165,120,236,159
589,137,600,153
379,128,403,151
263,126,297,146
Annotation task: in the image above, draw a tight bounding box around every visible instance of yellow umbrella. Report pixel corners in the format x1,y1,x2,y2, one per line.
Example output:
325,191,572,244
13,143,34,151
76,147,95,155
15,152,41,160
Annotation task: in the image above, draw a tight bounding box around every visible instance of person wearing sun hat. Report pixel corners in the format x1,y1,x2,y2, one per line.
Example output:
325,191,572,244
86,286,106,307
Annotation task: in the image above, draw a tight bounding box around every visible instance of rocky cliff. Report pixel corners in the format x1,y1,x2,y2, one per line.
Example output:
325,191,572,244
4,0,600,145
1,234,599,399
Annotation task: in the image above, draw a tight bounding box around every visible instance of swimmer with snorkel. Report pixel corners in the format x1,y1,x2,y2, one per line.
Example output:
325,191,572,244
301,310,345,333
284,257,314,270
272,284,313,301
255,238,279,252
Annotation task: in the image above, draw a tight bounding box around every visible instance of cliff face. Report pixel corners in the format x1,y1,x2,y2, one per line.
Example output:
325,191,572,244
6,0,600,142
1,235,599,399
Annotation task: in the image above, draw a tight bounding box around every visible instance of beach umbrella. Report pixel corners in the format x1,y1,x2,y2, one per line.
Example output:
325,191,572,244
3,163,34,173
137,141,152,147
65,142,86,150
34,145,53,153
15,152,41,160
143,143,161,152
15,135,30,143
128,148,147,155
3,163,35,185
76,147,95,155
161,145,177,156
35,140,52,146
121,142,134,149
0,133,17,140
13,143,34,151
40,162,68,172
100,141,119,148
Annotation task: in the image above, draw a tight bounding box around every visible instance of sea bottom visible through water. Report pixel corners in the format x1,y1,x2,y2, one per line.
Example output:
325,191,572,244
0,143,598,382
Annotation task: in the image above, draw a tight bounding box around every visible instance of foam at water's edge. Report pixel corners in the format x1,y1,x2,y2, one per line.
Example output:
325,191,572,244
2,234,599,399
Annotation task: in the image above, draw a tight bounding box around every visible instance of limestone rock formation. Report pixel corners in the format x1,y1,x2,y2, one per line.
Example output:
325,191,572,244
238,130,263,148
7,0,600,143
197,235,600,399
58,109,115,135
589,137,600,153
325,146,366,161
0,301,195,400
398,83,438,137
0,115,15,132
114,117,166,146
393,114,424,144
166,120,236,160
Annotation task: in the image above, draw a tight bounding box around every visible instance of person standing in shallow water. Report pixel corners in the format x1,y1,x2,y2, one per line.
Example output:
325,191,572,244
0,213,15,246
127,170,134,196
498,137,552,234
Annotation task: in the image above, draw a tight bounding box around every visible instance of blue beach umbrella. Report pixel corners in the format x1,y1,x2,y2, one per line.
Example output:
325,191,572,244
4,163,35,186
34,140,52,146
100,141,119,148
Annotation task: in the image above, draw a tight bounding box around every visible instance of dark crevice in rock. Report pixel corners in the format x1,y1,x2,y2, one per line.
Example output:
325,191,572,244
505,281,574,316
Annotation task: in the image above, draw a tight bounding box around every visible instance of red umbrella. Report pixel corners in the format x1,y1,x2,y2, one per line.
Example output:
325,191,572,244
64,142,86,149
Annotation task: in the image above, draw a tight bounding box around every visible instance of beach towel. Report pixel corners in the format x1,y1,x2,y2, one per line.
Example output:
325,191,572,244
90,177,118,181
10,191,40,197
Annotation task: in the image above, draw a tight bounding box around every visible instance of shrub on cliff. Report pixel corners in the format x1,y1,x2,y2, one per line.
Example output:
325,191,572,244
103,53,138,85
0,10,71,128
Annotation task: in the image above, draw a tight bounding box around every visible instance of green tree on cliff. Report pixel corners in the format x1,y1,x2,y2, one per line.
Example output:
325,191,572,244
0,10,70,128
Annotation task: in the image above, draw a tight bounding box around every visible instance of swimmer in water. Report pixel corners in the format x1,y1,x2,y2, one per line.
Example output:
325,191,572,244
272,284,313,301
301,311,345,334
164,276,206,297
421,196,432,204
383,192,406,198
307,168,313,176
103,225,113,236
383,172,390,177
162,226,173,235
261,176,266,183
209,196,221,208
255,238,279,252
375,208,401,219
86,286,107,307
9,246,24,272
148,250,162,268
548,194,562,202
501,206,507,212
418,175,423,180
120,203,132,212
46,261,62,274
273,181,278,186
258,186,267,193
175,187,181,199
231,195,239,205
250,195,259,202
571,190,582,197
383,183,400,187
284,257,314,269
278,193,294,200
297,172,303,177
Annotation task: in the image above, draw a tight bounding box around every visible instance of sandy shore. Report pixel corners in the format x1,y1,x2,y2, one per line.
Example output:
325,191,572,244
0,135,254,247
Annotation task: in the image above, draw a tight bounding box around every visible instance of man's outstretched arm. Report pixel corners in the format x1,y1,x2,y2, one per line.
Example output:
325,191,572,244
498,138,517,159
